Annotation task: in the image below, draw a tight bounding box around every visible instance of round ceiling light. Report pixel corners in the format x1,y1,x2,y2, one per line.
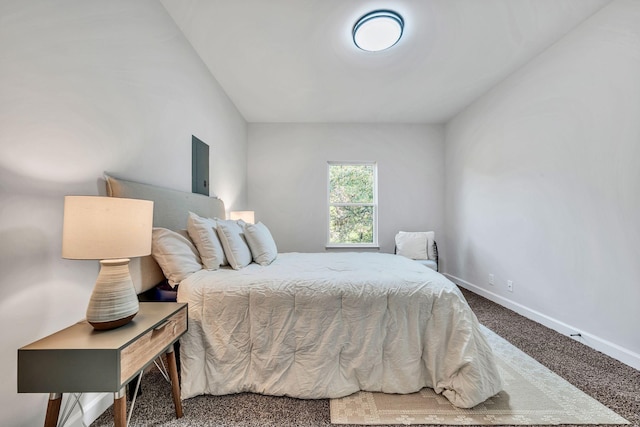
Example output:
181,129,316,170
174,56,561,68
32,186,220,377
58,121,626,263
353,10,404,52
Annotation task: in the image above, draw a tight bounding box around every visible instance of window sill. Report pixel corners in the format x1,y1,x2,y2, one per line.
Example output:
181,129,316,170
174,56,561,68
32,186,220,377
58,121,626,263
325,245,380,250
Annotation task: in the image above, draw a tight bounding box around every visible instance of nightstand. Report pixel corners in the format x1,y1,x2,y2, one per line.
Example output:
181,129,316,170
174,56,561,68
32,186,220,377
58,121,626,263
18,302,187,427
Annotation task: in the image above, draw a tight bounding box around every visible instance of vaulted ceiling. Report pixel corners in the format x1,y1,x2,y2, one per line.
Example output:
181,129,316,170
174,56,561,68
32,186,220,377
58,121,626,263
161,0,610,123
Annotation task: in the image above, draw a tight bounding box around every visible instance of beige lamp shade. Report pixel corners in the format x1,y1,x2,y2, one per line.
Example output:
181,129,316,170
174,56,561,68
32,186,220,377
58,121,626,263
62,196,153,330
62,196,153,260
230,210,255,224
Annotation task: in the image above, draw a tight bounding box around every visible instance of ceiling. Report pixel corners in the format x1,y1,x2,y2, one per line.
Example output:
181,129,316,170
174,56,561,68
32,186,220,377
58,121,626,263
161,0,610,124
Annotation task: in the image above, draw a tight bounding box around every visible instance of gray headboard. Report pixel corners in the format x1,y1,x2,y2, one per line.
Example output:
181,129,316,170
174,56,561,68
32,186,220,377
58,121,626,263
105,174,226,293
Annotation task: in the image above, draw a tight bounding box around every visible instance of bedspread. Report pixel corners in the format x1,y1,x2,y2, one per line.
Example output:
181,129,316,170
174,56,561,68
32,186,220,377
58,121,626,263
177,252,502,408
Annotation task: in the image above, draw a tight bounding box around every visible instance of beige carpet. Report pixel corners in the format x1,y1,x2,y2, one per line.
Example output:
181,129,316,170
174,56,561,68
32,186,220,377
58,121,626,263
330,326,629,425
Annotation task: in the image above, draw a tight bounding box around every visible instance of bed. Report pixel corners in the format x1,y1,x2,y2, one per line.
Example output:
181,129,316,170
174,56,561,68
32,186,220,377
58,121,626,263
105,175,502,409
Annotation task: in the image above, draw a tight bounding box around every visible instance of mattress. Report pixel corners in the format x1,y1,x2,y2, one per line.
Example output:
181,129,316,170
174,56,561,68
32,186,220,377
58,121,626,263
177,252,502,408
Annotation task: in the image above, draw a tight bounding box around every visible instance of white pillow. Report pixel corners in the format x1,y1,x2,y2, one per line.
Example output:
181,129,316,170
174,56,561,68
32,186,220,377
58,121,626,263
395,231,435,261
244,222,278,266
216,219,253,270
151,228,202,287
186,211,227,270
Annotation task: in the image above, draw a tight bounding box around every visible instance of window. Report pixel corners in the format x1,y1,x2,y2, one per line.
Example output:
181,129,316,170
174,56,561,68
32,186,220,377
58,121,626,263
327,161,378,247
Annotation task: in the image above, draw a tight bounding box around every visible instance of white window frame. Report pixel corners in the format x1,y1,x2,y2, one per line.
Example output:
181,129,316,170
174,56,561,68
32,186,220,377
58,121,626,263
326,161,379,248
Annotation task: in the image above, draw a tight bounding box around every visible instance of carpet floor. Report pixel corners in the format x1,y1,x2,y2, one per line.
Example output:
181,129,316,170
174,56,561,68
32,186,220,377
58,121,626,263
91,289,639,427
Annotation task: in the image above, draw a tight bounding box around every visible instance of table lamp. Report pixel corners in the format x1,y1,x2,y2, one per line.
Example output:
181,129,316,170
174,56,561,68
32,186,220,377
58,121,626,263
62,196,154,330
230,211,255,224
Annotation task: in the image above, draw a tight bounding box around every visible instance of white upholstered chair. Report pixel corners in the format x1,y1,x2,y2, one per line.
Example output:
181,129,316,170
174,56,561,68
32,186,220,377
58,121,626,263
394,231,439,271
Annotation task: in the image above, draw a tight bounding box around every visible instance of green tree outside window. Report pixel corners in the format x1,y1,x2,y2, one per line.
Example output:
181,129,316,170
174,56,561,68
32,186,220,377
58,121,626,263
328,162,377,245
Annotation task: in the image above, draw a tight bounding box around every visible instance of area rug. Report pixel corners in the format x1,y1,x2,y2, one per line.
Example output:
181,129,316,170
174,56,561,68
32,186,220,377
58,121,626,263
330,326,629,425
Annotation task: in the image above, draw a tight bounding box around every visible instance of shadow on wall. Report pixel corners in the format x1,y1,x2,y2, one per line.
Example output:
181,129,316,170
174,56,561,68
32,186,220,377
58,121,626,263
0,164,105,349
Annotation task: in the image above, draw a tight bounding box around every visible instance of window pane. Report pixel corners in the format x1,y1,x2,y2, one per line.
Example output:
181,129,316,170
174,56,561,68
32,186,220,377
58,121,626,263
329,205,374,244
329,164,374,204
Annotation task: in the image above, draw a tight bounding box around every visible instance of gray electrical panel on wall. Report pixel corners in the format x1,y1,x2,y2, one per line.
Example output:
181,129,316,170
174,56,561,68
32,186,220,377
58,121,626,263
192,135,209,196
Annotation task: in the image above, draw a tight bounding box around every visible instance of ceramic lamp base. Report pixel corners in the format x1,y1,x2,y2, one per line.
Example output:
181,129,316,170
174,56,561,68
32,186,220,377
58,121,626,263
87,259,139,330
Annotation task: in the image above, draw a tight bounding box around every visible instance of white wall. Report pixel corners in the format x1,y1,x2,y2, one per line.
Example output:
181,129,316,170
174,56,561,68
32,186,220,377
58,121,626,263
444,0,640,368
0,1,247,425
248,123,444,254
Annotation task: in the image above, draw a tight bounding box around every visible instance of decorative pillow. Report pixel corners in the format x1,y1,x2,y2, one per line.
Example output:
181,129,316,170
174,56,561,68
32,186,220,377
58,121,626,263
151,227,202,287
395,231,435,260
216,219,253,270
244,222,278,266
186,211,227,270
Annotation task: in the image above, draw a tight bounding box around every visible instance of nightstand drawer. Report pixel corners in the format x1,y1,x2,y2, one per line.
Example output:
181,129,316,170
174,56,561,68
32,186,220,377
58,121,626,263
120,306,187,384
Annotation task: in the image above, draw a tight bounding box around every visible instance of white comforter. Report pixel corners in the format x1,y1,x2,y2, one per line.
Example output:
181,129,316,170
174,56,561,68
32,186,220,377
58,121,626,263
177,252,502,408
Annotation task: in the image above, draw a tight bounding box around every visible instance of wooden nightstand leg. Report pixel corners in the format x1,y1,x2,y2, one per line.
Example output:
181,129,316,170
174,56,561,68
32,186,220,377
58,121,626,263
166,345,183,418
113,387,127,427
44,393,62,427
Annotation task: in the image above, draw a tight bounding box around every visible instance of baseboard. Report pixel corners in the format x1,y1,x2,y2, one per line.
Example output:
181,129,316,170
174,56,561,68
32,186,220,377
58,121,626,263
445,273,640,371
65,392,113,427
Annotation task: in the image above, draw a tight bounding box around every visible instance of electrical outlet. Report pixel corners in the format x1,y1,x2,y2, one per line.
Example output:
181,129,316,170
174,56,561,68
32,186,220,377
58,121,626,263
507,280,513,292
488,274,494,285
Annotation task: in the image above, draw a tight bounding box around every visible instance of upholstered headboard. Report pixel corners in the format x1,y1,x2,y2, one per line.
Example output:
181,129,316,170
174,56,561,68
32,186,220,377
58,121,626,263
105,174,226,293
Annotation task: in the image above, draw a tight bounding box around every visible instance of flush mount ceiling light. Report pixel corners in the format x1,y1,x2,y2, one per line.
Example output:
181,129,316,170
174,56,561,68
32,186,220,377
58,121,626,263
353,10,404,52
